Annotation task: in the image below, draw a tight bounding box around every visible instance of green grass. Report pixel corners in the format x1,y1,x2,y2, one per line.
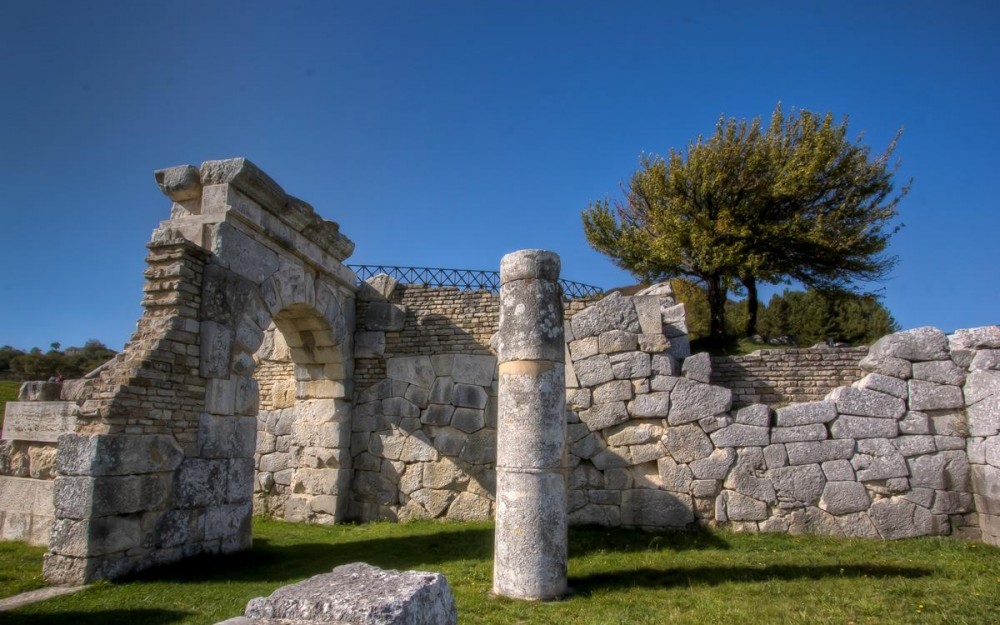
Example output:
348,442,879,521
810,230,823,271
0,379,20,428
3,519,999,624
0,540,47,598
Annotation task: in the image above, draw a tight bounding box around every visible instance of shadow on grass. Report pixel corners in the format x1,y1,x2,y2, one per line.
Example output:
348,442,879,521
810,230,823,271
125,524,727,586
570,563,933,595
0,609,189,625
569,525,729,557
132,524,497,585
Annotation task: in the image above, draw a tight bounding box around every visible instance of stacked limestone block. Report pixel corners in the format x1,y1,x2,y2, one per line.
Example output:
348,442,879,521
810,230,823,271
250,328,351,524
564,300,999,541
564,284,707,529
349,354,498,522
955,327,1000,545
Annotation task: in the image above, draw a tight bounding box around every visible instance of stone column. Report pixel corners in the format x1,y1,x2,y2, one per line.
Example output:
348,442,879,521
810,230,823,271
493,250,568,600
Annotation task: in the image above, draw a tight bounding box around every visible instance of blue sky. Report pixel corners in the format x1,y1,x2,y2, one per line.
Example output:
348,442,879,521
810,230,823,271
1,1,997,351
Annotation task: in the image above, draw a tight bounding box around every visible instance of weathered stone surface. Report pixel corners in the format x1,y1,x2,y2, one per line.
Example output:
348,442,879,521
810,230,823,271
892,435,936,457
565,388,592,411
360,273,399,301
821,459,855,481
632,295,665,335
681,353,712,384
719,491,768,521
598,330,638,354
827,386,905,419
908,380,964,411
786,507,843,536
651,354,680,377
971,349,1000,371
609,351,652,380
855,373,908,399
710,423,769,448
859,353,911,379
620,489,693,528
446,354,493,386
724,449,776,503
898,411,931,435
628,392,671,418
579,401,629,431
450,408,485,434
907,451,970,491
669,379,732,425
852,440,908,482
949,326,1000,351
664,424,713,464
772,424,828,443
868,498,935,539
365,302,407,332
912,360,966,386
774,401,837,427
569,337,600,361
592,380,633,404
387,357,435,389
574,354,615,387
570,295,641,339
786,440,854,465
452,384,488,410
690,448,735,479
763,444,788,469
735,404,771,427
657,457,694,492
819,481,870,515
1,401,77,443
965,369,1000,405
769,464,825,507
831,415,898,439
605,422,658,447
57,434,184,477
968,395,1000,437
868,326,949,362
244,562,457,624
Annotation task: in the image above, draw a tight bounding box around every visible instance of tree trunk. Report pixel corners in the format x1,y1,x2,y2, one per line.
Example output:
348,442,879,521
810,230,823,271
706,275,728,345
742,275,758,338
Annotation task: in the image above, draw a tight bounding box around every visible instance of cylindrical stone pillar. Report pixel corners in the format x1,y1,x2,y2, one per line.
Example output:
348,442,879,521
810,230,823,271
493,249,568,601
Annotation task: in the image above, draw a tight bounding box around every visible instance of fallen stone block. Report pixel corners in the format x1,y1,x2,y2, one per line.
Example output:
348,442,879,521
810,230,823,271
239,562,457,624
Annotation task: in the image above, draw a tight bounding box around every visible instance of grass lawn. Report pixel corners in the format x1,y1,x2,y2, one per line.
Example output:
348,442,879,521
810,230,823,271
0,379,21,429
2,518,999,624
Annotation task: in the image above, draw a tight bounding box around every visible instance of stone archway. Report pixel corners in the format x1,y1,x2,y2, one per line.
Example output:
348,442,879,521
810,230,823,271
43,159,356,584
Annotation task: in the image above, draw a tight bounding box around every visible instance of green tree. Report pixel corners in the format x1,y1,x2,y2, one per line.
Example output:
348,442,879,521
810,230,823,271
582,103,908,343
758,289,898,346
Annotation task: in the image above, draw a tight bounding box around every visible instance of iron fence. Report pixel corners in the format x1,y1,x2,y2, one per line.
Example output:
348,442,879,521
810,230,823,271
347,265,603,299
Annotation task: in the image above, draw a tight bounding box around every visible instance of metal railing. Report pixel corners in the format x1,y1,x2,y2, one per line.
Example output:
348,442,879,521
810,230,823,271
347,264,604,299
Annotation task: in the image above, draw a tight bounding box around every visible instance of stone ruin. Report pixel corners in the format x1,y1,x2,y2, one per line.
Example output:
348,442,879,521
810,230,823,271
0,157,998,588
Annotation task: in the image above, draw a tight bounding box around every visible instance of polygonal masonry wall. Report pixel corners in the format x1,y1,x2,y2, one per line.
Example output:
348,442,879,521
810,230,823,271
348,278,1000,546
2,157,999,588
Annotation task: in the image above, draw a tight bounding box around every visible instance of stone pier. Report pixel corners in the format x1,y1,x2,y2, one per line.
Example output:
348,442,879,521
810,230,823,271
492,250,568,601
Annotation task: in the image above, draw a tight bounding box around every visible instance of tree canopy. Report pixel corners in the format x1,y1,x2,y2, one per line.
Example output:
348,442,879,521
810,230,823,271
0,340,116,381
582,103,908,343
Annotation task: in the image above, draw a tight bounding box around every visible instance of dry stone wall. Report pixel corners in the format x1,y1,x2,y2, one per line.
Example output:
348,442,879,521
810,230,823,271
347,275,1000,546
711,347,867,407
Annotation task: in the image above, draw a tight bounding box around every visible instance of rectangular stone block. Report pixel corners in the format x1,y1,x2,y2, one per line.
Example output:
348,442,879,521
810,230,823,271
0,476,53,515
56,434,184,477
786,440,854,465
201,321,234,379
2,401,77,443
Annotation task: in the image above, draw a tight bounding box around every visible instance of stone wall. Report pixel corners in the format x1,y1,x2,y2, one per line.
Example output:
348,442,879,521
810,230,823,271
0,388,67,545
343,276,1000,545
343,275,591,522
711,347,868,407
